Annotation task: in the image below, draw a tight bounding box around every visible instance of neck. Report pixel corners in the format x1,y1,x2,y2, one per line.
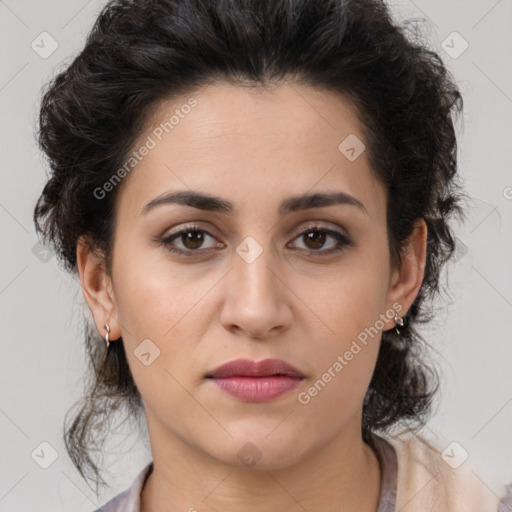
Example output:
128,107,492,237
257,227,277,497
140,414,381,512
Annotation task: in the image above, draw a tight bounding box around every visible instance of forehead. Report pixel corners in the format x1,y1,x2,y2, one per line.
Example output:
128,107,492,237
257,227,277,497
115,81,385,219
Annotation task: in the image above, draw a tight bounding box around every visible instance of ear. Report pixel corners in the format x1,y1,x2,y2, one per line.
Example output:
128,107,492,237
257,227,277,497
385,218,428,324
76,235,122,341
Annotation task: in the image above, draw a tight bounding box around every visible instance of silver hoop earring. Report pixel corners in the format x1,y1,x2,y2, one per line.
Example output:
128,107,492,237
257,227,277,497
394,314,404,335
104,323,110,348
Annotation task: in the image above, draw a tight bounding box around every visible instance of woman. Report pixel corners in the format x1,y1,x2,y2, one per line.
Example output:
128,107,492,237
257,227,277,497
33,0,511,510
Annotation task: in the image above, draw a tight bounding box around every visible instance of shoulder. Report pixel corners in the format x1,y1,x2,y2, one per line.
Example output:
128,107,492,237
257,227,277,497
92,462,153,512
498,481,512,512
382,430,510,512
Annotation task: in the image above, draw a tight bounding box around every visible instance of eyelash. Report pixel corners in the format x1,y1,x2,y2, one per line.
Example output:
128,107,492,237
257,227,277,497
157,223,352,258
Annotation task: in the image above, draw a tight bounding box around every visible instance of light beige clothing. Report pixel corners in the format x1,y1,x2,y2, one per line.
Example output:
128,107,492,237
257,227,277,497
384,430,511,511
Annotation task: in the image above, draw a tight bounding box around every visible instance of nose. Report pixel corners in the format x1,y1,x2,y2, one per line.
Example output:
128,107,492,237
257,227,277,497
219,241,293,340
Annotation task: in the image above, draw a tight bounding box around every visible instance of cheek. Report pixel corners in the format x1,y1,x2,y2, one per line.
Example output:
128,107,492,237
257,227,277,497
295,295,383,433
291,249,390,405
112,236,197,337
111,245,218,379
111,263,206,416
293,251,390,345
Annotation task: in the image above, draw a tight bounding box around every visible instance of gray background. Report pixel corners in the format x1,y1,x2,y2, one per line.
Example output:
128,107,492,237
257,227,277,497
1,0,511,510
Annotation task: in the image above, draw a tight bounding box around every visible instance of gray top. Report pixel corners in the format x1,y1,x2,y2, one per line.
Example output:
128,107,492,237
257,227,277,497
93,432,511,512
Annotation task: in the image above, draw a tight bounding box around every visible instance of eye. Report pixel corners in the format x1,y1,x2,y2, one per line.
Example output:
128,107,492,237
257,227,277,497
157,223,352,258
159,224,222,257
288,225,352,256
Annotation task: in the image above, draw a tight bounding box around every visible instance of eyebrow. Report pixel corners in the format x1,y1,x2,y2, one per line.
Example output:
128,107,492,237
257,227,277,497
141,190,367,217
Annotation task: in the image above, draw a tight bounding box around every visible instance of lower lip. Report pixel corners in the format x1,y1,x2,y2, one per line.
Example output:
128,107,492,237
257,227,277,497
208,376,303,402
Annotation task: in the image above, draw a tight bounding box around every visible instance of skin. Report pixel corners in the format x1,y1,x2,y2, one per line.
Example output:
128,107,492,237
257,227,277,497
77,81,427,511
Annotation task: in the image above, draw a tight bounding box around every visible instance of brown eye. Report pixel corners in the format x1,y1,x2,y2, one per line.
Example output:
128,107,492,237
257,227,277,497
180,230,206,250
302,230,327,250
289,226,352,256
158,224,352,259
160,225,222,257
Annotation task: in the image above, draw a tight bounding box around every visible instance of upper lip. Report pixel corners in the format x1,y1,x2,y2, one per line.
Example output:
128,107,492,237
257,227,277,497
206,358,305,378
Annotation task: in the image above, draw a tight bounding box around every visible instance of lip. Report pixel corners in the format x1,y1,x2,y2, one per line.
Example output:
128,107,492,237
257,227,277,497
205,358,305,403
206,358,305,379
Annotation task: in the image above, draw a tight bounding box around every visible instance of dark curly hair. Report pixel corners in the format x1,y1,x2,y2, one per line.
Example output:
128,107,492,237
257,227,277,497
33,0,466,492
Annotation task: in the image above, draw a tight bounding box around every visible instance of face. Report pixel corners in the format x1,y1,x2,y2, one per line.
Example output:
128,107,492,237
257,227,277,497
79,81,425,470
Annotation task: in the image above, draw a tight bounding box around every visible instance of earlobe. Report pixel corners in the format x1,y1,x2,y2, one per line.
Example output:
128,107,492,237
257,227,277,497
76,235,121,341
386,218,428,325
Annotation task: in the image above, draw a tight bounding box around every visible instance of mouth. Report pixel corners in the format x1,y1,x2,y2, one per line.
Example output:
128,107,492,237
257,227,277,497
205,358,305,402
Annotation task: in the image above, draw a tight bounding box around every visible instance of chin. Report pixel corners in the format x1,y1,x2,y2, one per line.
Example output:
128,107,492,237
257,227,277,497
211,433,310,471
